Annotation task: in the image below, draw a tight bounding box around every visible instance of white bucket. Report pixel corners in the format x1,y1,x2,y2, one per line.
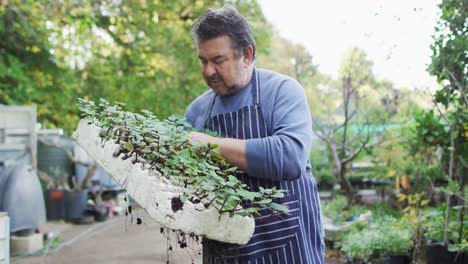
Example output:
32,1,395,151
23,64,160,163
0,212,9,264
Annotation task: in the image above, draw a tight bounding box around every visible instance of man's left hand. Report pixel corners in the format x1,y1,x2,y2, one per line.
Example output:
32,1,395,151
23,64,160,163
187,131,219,145
187,131,247,171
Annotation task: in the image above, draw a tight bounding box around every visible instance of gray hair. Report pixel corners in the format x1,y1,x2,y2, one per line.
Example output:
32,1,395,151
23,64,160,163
191,5,256,59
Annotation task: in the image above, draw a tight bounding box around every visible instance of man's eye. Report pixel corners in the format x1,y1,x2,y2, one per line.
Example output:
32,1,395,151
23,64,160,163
214,58,226,64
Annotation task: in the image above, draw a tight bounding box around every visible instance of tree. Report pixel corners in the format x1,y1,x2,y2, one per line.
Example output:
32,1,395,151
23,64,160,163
257,32,319,85
338,47,374,89
256,31,323,113
426,0,467,246
0,0,272,134
313,47,389,206
0,0,82,132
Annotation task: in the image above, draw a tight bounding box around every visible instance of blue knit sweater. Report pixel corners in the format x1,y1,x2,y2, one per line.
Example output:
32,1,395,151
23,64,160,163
185,68,313,182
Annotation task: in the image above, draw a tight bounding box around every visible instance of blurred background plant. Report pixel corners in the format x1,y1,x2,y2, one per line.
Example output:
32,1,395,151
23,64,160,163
341,215,412,263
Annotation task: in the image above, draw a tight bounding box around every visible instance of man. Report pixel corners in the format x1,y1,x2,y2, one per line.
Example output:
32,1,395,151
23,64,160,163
185,5,324,264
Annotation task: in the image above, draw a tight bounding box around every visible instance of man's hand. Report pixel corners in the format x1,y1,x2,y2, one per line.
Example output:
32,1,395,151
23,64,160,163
187,131,220,145
187,131,247,172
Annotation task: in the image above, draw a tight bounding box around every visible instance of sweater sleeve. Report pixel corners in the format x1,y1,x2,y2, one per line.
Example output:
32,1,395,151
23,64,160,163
245,79,312,181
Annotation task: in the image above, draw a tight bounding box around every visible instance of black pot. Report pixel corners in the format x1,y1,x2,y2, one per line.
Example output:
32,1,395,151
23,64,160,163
350,179,362,188
44,189,65,221
363,179,372,188
64,190,88,222
453,251,467,264
318,180,333,190
385,254,411,264
426,242,462,264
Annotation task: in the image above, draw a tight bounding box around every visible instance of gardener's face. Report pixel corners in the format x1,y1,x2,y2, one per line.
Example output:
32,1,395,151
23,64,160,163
197,36,252,95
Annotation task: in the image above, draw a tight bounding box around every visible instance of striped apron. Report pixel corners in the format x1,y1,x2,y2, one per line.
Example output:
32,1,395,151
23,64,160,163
203,68,324,264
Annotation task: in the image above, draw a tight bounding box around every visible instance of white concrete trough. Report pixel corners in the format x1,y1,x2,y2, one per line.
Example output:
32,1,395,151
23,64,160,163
73,120,255,245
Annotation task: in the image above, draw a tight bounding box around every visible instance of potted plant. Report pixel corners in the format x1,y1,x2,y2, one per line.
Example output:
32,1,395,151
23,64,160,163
37,167,69,221
317,169,334,190
423,205,467,264
341,216,412,264
38,138,97,223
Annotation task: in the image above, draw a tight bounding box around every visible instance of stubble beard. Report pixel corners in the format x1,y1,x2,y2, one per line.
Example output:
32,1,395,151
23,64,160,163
206,76,240,96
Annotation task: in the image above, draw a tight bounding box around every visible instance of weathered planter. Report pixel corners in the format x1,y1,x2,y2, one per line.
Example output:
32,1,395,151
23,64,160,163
73,120,255,245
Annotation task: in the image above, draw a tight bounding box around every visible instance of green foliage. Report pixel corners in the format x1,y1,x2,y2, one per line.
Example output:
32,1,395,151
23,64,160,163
1,1,272,134
322,195,347,220
338,47,374,88
347,171,376,180
409,0,468,249
376,114,448,192
412,110,450,149
424,0,467,184
423,204,461,243
310,151,334,184
341,216,411,261
257,32,319,84
367,202,401,219
79,99,288,218
428,0,466,108
310,149,334,182
397,147,445,184
321,195,368,224
317,170,334,182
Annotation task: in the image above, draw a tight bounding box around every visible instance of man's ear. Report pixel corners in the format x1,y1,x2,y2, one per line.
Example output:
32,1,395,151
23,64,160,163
242,46,254,66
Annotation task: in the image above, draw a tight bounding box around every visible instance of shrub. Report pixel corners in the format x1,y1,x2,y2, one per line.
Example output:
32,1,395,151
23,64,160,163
318,170,334,182
322,195,348,223
341,216,411,261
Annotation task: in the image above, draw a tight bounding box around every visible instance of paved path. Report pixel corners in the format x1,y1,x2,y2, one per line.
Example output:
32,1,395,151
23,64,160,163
10,210,344,264
11,212,202,264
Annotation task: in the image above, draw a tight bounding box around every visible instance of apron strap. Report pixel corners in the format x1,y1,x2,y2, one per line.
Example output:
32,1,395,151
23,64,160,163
253,68,260,106
204,93,217,129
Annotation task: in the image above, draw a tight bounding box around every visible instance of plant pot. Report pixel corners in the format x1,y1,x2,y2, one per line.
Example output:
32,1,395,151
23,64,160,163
453,251,467,264
318,180,333,190
426,242,454,264
350,179,362,189
64,190,88,222
44,189,65,221
362,178,372,188
385,254,411,264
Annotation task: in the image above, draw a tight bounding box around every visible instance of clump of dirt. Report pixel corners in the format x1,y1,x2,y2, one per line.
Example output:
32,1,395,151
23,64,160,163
171,196,184,212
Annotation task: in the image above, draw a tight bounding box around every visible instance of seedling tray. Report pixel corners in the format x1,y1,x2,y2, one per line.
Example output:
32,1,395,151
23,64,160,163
73,120,255,245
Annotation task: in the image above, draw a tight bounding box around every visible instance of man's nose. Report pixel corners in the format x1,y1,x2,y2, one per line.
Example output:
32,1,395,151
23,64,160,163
204,61,216,76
